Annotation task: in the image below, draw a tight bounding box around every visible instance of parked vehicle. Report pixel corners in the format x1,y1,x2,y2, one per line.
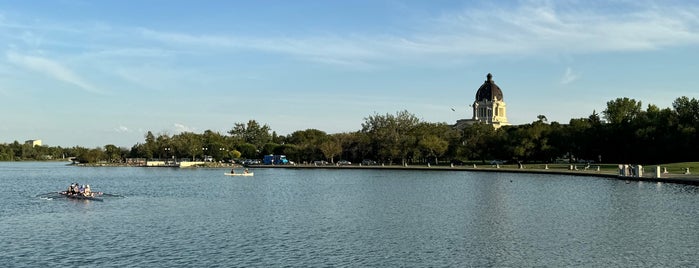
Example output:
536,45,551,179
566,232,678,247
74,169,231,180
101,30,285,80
263,155,289,165
337,160,351,165
313,160,328,165
241,159,260,165
361,159,377,165
450,159,465,165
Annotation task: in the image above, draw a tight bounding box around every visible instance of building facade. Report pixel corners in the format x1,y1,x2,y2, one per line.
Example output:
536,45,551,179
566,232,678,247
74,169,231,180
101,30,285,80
455,73,510,129
25,139,42,147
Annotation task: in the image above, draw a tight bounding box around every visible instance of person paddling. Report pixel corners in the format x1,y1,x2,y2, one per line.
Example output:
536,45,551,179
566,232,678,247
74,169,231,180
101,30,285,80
67,183,74,195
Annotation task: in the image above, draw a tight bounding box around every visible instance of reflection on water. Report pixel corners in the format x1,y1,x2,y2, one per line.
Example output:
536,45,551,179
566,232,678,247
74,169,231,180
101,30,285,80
1,162,698,267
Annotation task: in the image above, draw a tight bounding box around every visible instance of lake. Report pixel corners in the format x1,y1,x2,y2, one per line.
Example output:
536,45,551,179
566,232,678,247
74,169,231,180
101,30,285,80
1,162,698,267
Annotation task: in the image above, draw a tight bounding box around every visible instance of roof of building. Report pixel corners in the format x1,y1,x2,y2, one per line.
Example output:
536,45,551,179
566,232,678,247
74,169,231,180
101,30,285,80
475,73,504,101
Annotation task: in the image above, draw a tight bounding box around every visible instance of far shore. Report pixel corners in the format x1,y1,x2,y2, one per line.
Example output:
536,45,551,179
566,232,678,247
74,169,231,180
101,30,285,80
245,163,699,186
68,161,699,186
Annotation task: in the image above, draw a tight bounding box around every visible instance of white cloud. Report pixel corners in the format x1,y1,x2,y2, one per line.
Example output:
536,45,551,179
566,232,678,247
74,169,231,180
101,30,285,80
4,1,699,73
423,2,699,55
130,2,699,67
114,126,130,133
561,67,580,84
173,123,195,133
6,51,103,94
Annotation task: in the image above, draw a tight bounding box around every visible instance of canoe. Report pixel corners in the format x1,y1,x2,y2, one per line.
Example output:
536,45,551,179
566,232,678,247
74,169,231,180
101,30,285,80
59,192,104,201
224,173,254,176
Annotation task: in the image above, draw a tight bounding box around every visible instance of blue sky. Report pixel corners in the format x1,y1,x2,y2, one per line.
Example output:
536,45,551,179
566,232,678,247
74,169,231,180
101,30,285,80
1,0,698,148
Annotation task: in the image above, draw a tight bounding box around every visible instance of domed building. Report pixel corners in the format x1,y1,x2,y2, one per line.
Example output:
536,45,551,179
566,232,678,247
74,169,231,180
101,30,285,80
455,73,510,129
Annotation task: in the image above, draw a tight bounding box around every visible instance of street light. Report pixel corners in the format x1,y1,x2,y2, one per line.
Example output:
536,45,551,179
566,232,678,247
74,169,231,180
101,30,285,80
164,147,171,165
219,147,226,162
202,147,208,161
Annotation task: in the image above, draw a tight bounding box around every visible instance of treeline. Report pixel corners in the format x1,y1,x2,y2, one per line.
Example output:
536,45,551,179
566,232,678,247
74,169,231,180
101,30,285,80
0,141,127,163
2,96,698,165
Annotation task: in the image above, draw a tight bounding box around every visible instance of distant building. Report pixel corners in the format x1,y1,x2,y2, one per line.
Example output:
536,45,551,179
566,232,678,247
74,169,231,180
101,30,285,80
25,139,42,147
455,73,510,129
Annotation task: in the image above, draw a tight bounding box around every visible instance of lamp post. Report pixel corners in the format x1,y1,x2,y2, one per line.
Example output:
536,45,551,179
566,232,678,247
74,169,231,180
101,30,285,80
202,147,208,161
219,147,226,162
164,147,171,164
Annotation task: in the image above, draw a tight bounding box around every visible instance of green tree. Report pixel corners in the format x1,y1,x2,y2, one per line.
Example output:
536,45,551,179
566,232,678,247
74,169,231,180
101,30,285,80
361,110,420,165
319,138,342,163
603,97,642,124
461,123,496,163
229,149,242,159
287,129,328,162
418,135,448,164
237,143,258,159
104,144,123,163
173,132,203,161
673,96,699,127
76,148,105,163
228,120,272,149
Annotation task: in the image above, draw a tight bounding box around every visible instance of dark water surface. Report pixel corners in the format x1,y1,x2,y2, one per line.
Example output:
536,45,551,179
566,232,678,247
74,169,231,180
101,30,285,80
1,162,698,267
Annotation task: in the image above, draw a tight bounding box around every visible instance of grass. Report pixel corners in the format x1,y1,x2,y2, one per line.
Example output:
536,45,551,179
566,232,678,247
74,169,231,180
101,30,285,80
655,162,699,174
454,161,699,175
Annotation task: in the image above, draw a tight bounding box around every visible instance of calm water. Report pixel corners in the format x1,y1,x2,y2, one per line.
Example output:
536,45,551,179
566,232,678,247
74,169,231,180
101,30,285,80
1,162,698,267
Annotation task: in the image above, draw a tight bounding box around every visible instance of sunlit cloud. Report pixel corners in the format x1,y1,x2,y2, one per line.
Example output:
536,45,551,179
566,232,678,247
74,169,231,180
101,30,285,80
173,123,195,133
6,51,103,94
130,1,699,67
418,1,699,56
5,1,697,72
561,67,580,84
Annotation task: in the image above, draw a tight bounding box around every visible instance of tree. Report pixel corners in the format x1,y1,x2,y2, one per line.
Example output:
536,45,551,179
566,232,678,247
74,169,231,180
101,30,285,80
76,148,105,163
673,96,699,127
143,131,156,160
361,110,420,164
261,142,280,156
287,129,328,162
418,135,448,164
104,144,123,163
588,110,602,125
603,97,642,124
228,120,272,149
229,149,242,159
461,123,496,162
237,143,258,159
319,139,342,163
173,132,203,161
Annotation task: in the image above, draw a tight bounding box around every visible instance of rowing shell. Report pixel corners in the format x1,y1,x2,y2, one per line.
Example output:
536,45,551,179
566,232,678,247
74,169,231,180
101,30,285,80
224,173,254,177
59,192,104,201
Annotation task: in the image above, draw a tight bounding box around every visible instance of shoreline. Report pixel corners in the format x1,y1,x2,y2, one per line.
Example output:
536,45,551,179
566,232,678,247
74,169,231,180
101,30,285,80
246,163,699,186
66,161,699,186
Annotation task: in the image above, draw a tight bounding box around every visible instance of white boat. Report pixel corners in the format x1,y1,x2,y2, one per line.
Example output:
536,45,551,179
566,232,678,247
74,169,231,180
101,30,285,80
224,172,254,177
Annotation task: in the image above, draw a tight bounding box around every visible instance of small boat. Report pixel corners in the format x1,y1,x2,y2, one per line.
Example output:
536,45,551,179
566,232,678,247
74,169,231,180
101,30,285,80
59,191,103,201
224,172,254,177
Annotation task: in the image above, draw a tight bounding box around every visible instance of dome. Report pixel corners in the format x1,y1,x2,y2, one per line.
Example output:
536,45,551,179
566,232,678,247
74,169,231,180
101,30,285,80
475,73,504,101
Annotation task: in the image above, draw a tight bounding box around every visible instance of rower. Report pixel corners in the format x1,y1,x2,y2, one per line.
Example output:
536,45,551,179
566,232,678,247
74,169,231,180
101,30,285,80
230,169,235,174
70,183,78,195
84,185,92,197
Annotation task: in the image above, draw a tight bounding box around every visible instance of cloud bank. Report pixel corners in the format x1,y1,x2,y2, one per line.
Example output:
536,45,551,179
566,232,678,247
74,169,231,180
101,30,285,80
6,51,102,94
130,1,699,66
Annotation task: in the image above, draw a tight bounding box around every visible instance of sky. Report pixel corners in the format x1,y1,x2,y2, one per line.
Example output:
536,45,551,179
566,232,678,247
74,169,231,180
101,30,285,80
1,0,698,148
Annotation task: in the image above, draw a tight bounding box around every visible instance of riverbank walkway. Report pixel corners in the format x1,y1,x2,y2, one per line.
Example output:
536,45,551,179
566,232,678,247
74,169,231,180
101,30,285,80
247,163,699,186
